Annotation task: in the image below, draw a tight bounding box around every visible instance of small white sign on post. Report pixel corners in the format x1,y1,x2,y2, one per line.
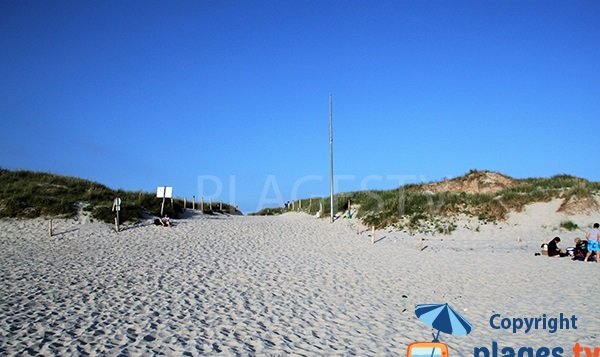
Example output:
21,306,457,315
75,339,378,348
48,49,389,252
113,198,122,211
112,197,121,232
157,186,173,217
156,187,173,198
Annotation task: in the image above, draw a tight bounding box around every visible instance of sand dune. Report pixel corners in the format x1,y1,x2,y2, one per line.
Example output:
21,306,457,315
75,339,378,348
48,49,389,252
0,204,598,356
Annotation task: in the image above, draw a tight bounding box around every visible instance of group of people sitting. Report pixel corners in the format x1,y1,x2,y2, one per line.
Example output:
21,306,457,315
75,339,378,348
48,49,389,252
542,223,600,262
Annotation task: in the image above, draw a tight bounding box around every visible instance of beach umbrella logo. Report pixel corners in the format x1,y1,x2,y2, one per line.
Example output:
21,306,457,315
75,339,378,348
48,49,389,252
415,303,472,340
406,303,473,357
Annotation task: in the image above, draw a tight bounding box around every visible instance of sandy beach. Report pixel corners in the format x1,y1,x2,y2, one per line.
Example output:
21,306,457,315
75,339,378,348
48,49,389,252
1,202,599,356
3,0,600,355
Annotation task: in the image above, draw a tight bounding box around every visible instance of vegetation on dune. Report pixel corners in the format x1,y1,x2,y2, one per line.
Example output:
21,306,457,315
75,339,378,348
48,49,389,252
254,171,600,232
560,220,579,231
3,169,597,230
0,169,241,223
250,207,286,216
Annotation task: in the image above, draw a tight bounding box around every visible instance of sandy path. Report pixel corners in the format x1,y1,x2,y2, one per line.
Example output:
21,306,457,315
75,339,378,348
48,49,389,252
0,213,598,356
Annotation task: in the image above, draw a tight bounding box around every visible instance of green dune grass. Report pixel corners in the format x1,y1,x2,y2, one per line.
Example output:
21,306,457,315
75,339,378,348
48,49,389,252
255,171,600,231
0,169,241,223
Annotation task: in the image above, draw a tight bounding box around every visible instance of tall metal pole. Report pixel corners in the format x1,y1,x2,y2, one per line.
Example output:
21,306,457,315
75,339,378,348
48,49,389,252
329,94,335,223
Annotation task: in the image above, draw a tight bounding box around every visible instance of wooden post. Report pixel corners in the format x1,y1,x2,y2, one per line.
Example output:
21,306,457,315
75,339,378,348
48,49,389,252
219,202,223,211
49,219,53,237
160,186,166,217
201,197,204,211
347,199,351,218
113,197,120,232
371,226,375,244
419,237,424,251
299,200,302,210
209,199,212,210
184,198,187,210
319,201,323,217
192,195,196,210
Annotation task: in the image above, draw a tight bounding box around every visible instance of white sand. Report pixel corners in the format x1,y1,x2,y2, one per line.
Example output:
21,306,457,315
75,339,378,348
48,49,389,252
0,202,599,356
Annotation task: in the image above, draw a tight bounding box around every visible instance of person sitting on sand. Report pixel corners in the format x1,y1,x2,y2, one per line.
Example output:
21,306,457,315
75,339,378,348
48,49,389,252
547,237,568,257
572,238,588,261
584,223,600,262
160,215,172,227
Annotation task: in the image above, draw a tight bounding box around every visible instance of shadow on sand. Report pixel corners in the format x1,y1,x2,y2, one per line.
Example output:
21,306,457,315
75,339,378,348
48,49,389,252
53,227,80,236
373,235,387,244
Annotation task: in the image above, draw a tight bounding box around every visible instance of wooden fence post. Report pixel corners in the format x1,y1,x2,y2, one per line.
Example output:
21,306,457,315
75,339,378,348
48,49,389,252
371,226,375,244
347,199,351,218
49,219,53,237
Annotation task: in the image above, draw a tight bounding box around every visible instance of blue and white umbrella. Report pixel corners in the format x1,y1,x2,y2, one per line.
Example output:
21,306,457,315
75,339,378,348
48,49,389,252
415,303,472,341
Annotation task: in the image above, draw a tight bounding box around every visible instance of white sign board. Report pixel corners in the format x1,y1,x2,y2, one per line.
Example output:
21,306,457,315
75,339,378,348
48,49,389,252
113,197,121,212
156,186,173,198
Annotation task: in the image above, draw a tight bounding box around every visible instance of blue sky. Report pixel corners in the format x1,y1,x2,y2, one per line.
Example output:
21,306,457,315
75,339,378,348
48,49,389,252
1,1,599,213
